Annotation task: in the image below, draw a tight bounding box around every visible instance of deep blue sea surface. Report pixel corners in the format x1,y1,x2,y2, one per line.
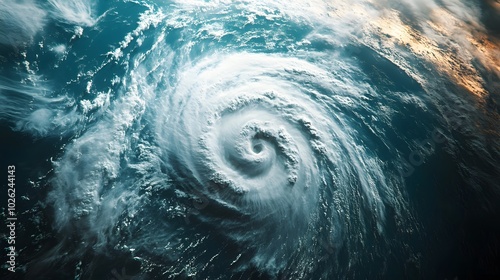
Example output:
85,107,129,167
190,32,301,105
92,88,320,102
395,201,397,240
1,1,499,279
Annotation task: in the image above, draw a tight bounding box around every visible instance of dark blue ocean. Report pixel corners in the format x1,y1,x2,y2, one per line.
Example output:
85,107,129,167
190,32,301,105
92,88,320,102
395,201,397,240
1,0,499,279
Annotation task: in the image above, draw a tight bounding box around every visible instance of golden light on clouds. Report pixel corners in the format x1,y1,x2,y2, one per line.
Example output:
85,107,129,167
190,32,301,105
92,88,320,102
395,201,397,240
357,5,499,98
489,0,500,11
467,34,500,78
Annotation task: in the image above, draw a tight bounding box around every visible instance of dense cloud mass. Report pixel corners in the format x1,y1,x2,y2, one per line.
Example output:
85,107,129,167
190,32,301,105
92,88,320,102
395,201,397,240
1,1,499,279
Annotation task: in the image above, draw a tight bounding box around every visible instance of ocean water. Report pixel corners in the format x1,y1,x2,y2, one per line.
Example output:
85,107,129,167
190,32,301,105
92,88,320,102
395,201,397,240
1,0,499,279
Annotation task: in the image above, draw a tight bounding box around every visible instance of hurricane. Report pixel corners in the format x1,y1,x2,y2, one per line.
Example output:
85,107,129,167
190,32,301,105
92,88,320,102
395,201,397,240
1,0,499,279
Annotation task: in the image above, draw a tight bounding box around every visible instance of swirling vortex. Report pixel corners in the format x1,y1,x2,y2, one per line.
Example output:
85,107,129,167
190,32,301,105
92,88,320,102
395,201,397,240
155,52,390,269
41,3,411,277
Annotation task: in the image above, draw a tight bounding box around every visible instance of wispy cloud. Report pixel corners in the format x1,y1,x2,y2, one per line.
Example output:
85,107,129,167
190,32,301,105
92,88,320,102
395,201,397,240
0,0,46,46
48,0,96,26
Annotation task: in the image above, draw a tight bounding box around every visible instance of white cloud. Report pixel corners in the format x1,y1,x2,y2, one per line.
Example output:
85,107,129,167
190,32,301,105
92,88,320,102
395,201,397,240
0,0,47,46
48,0,96,26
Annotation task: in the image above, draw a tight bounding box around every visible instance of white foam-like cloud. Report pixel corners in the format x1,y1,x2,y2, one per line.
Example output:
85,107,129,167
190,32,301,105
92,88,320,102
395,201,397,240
6,0,495,277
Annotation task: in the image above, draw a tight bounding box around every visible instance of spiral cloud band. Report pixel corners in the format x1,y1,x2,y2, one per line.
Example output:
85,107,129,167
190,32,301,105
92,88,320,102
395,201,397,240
151,51,396,271
3,0,498,278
